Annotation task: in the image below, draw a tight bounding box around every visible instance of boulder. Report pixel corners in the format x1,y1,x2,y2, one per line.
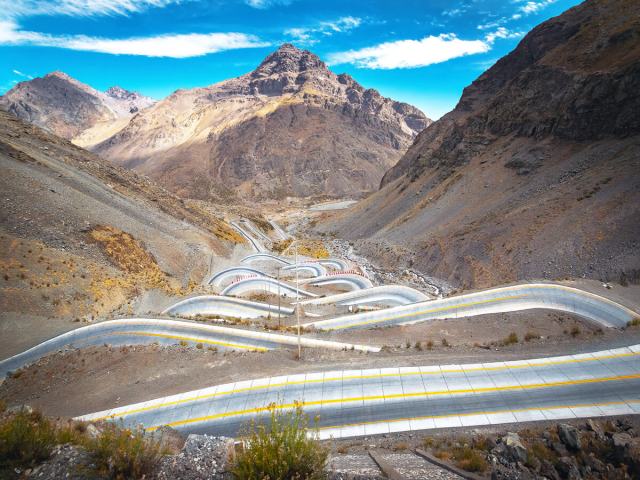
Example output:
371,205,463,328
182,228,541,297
558,424,581,451
586,419,604,441
556,456,582,480
501,432,528,463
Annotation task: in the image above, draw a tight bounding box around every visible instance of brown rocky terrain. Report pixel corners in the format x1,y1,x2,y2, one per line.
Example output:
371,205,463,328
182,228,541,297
89,44,430,201
0,110,249,357
0,72,154,141
318,0,640,290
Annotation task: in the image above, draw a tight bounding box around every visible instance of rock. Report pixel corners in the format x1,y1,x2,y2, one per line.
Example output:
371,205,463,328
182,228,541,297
27,444,93,480
148,425,186,454
155,434,235,480
586,419,605,440
558,424,581,451
84,423,101,439
540,459,561,480
556,456,582,480
500,432,528,463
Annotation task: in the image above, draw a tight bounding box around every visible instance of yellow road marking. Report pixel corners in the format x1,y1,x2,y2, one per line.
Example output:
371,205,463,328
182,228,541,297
318,398,640,432
90,349,639,422
145,373,640,431
325,294,527,330
111,331,268,352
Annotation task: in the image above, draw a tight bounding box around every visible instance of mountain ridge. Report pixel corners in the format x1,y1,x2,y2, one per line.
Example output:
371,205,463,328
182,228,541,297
0,44,431,201
318,0,640,289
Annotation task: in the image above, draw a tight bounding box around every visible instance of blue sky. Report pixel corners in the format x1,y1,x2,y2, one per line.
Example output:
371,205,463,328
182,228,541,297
0,0,581,119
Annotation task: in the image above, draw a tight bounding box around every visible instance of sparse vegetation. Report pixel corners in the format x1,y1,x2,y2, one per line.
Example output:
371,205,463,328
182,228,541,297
570,325,581,337
502,332,519,345
524,331,538,342
0,408,163,478
84,423,163,479
233,407,327,480
441,338,449,347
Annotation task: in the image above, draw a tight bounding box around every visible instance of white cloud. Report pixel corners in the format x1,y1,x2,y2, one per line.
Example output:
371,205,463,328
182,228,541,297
0,21,270,58
285,16,361,45
327,34,490,69
519,0,556,15
12,69,33,79
245,0,292,9
484,27,524,44
1,0,182,18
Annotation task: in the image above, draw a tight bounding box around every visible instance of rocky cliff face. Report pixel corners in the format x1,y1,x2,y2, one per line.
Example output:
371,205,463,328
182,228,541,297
320,0,640,289
0,72,155,140
92,44,431,201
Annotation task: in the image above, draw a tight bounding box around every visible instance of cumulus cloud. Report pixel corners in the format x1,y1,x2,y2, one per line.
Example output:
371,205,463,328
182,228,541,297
326,34,489,69
285,16,361,45
484,27,524,44
1,0,182,18
0,20,269,58
519,0,556,15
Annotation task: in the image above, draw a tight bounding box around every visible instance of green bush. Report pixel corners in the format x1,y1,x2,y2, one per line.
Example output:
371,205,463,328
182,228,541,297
233,407,328,480
0,409,82,472
83,423,162,479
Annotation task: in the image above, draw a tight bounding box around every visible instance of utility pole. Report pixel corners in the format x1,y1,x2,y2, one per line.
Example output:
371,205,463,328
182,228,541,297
295,242,301,360
277,266,281,329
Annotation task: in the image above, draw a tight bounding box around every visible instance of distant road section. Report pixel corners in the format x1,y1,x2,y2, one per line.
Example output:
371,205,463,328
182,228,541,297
298,285,429,308
230,221,266,252
163,295,293,319
77,344,640,440
0,318,380,377
309,200,358,211
241,253,292,266
221,276,318,298
303,283,639,330
301,274,374,291
207,266,272,287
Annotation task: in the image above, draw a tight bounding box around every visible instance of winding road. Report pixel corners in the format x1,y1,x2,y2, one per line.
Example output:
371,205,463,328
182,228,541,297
297,285,430,308
303,283,638,330
77,344,640,440
163,295,294,319
220,276,318,298
0,318,380,377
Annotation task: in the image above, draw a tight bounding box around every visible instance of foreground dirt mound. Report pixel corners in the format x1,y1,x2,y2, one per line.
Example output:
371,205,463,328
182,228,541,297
320,0,640,289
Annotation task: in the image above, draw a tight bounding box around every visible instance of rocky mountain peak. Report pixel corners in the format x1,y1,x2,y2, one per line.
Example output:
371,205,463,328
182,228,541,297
251,43,327,78
105,86,135,99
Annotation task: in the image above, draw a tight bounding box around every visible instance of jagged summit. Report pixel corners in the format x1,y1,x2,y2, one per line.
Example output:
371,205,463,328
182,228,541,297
252,43,327,77
0,72,155,139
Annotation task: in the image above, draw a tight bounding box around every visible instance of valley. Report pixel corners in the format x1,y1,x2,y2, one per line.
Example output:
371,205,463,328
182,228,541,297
1,0,639,478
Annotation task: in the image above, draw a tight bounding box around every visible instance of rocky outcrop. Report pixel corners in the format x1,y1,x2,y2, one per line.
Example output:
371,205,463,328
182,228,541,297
0,72,154,140
92,44,431,201
320,0,640,289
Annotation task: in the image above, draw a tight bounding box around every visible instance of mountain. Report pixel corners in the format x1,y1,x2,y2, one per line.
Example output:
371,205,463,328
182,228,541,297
318,0,640,289
0,109,244,355
90,44,431,201
0,72,154,141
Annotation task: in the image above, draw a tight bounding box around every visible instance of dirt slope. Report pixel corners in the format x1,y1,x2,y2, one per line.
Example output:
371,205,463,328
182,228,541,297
0,111,243,356
318,0,640,289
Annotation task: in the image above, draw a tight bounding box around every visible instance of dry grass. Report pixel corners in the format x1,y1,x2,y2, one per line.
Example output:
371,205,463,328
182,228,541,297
284,240,330,259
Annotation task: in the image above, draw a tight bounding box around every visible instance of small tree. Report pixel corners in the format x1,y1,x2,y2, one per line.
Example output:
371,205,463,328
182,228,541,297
233,405,328,480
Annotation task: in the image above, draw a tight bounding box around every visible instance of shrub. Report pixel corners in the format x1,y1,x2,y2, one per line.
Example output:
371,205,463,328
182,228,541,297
0,409,82,472
503,332,518,345
628,318,640,327
426,340,433,350
84,423,162,479
441,338,449,347
570,326,581,337
196,343,203,350
233,407,328,480
453,446,488,473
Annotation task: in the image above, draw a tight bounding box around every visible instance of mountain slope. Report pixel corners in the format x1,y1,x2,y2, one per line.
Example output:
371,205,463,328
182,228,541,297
319,0,640,289
0,72,154,140
0,110,244,356
92,44,431,201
